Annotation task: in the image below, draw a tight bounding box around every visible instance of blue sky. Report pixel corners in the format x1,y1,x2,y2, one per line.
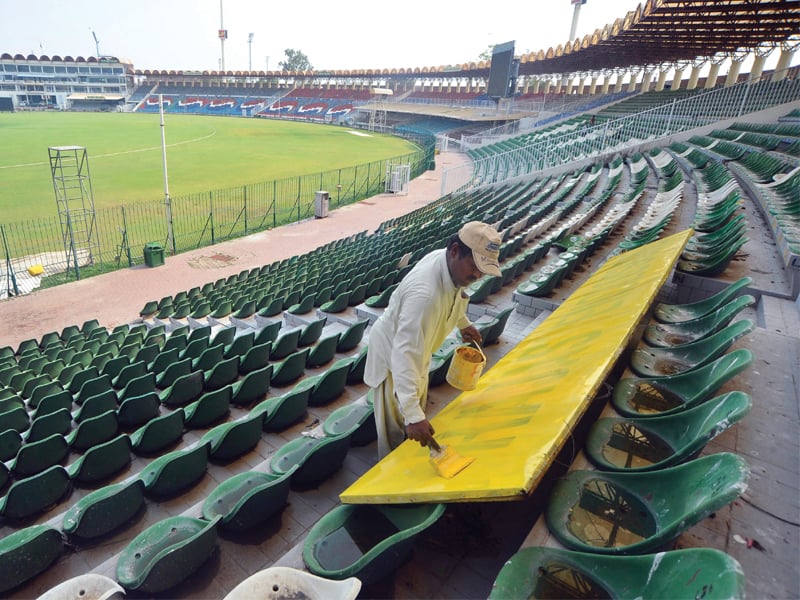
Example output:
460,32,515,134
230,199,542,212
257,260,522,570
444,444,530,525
1,1,658,71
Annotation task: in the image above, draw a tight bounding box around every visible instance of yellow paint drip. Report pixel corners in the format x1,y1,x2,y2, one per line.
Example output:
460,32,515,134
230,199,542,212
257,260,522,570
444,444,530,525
341,230,693,504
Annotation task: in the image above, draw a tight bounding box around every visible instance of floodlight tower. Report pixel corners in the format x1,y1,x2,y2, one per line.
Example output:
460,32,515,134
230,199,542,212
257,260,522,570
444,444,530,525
248,33,254,72
569,0,587,41
91,30,100,58
219,0,226,72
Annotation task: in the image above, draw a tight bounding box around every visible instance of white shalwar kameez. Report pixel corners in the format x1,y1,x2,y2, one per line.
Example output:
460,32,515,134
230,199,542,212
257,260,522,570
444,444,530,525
364,249,471,458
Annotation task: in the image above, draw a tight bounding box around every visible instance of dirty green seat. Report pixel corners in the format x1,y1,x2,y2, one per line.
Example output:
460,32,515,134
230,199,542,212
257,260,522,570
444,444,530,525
0,429,23,461
545,452,749,554
254,319,282,345
271,348,310,387
155,357,192,389
287,293,316,315
137,442,210,497
303,502,446,585
587,391,751,471
116,514,221,593
298,317,327,347
270,431,352,487
66,433,133,483
323,400,377,446
117,392,161,429
230,364,272,406
224,330,255,360
307,357,352,406
203,355,241,391
271,328,301,360
365,282,399,308
184,386,232,429
630,319,753,377
72,389,119,423
643,295,755,347
319,290,351,314
159,370,204,407
252,384,312,431
8,433,70,478
0,405,30,433
0,524,64,594
238,340,272,375
613,349,753,417
482,306,514,346
488,546,745,600
0,465,71,519
347,346,368,384
653,276,752,323
211,325,236,347
203,469,294,531
66,408,119,451
305,333,341,369
200,413,264,461
62,478,145,539
38,574,125,600
336,319,369,353
24,408,72,443
31,389,73,420
224,566,361,600
130,409,185,455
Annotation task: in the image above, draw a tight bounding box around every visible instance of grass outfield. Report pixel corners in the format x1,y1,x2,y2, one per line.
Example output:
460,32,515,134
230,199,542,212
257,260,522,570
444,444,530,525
0,112,416,224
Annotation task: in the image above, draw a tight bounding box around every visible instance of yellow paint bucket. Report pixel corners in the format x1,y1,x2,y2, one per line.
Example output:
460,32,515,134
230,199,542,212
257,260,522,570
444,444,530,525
446,342,486,391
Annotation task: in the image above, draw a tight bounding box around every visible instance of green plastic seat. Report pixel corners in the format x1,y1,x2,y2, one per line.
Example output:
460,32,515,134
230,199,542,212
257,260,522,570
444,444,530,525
254,320,282,345
117,392,161,428
101,355,130,381
271,328,301,360
155,357,192,389
270,431,352,486
224,566,361,600
178,337,210,362
653,276,752,323
323,400,377,446
202,469,294,531
191,343,225,372
271,348,310,387
303,502,446,584
0,405,30,433
8,433,70,478
184,386,232,428
287,293,316,315
630,319,754,377
364,282,398,308
319,290,351,313
116,372,157,403
116,514,221,593
251,384,312,431
257,296,284,318
31,389,73,420
306,332,341,368
307,356,352,406
24,408,72,443
21,373,52,400
238,340,272,374
66,408,119,451
137,442,210,497
488,546,745,600
66,433,133,483
74,373,113,405
545,452,749,554
159,370,205,407
160,333,187,355
613,349,754,417
587,391,751,471
298,317,327,347
643,295,755,347
466,275,498,303
27,380,65,409
0,524,64,594
130,409,185,455
62,478,144,539
72,389,119,423
112,360,147,390
336,319,369,353
203,355,241,391
482,306,514,346
347,346,368,384
0,429,22,461
230,364,272,406
188,324,213,342
199,413,264,461
37,574,124,600
211,325,236,347
224,330,255,359
0,465,71,519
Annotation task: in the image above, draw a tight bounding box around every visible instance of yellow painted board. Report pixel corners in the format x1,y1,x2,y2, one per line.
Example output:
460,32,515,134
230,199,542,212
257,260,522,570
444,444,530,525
341,230,693,504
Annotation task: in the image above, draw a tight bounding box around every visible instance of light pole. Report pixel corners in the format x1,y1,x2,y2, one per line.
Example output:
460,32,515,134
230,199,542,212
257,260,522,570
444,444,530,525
248,33,254,72
219,0,226,72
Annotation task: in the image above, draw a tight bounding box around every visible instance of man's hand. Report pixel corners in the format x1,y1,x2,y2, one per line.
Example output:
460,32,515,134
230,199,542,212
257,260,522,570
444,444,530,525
460,324,483,346
406,419,435,448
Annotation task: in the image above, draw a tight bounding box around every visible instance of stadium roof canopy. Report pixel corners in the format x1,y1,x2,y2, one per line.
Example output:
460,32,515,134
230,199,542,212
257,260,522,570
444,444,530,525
512,0,800,77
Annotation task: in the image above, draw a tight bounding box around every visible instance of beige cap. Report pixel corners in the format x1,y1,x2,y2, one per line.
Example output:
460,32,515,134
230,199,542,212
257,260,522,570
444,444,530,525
458,221,502,277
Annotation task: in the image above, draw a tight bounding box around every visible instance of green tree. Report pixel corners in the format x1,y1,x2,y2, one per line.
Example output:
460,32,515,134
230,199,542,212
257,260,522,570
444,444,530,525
478,46,493,62
279,49,313,71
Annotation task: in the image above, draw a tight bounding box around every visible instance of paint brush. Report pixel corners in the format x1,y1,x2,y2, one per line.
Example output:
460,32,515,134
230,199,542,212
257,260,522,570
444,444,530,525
428,437,474,479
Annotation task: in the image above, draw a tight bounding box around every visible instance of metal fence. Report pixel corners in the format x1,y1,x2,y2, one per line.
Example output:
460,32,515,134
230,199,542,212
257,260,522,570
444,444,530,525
2,136,433,298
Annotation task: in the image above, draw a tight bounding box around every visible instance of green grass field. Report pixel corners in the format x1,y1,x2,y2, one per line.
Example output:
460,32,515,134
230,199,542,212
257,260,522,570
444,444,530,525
0,112,415,224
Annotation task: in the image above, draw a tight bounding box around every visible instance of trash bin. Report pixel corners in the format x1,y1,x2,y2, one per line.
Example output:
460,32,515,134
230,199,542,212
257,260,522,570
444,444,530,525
314,190,329,219
143,242,165,267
